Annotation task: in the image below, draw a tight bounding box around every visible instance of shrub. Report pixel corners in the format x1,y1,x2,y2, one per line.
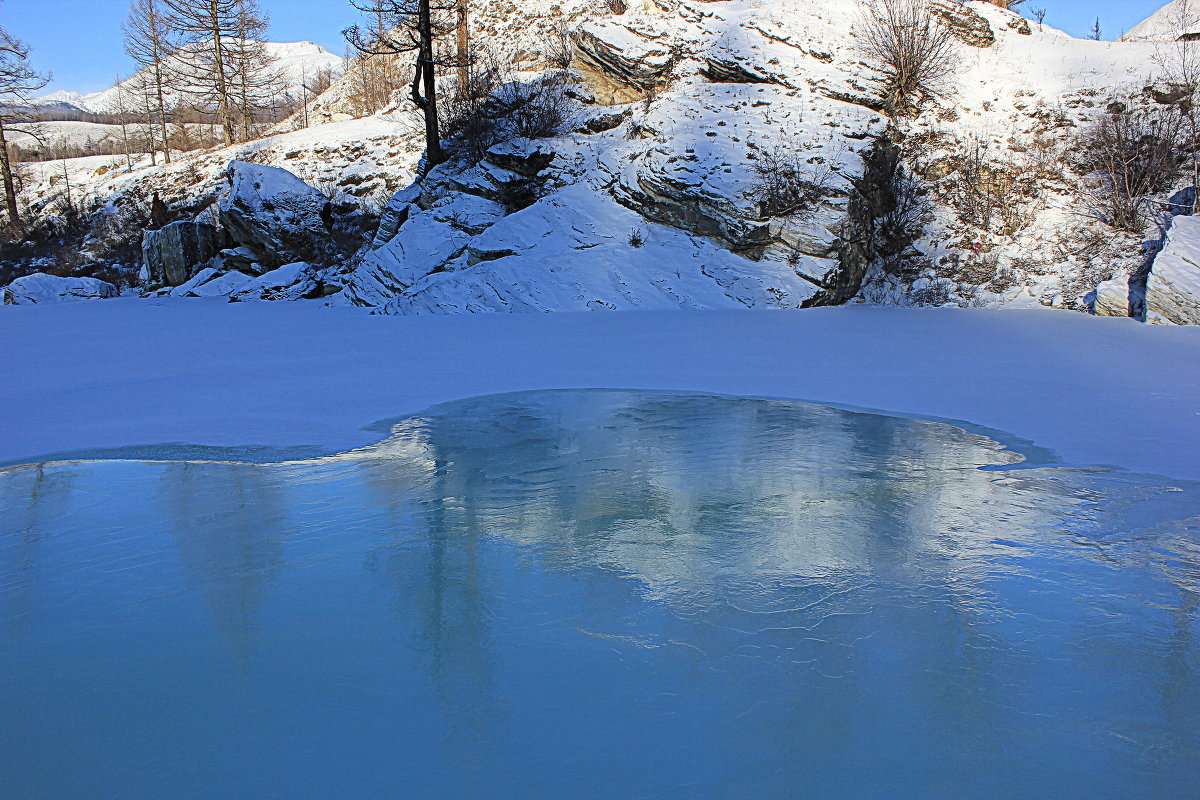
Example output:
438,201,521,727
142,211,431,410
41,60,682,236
855,0,960,115
750,145,837,218
443,52,578,164
1077,106,1185,232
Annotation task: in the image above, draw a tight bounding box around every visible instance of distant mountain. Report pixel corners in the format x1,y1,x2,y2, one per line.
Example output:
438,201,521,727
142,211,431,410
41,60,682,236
29,41,343,114
1120,0,1200,41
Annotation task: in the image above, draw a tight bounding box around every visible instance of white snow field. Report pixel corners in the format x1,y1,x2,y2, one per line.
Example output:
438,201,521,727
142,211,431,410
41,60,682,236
0,302,1197,481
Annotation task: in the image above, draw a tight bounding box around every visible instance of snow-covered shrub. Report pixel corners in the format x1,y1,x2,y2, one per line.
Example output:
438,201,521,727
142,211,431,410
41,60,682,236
855,0,960,115
940,141,1031,237
544,22,574,70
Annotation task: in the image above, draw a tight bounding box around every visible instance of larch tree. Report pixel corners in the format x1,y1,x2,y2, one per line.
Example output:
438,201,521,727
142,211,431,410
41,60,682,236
0,12,49,234
455,0,469,95
163,0,275,146
124,0,180,165
111,72,137,171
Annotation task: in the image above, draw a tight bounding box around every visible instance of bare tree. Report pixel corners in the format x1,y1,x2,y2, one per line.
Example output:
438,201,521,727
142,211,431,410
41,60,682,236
111,73,137,170
124,0,179,164
855,0,959,116
0,12,49,233
164,0,275,146
1088,17,1102,41
1078,107,1183,232
345,0,459,171
1151,0,1200,213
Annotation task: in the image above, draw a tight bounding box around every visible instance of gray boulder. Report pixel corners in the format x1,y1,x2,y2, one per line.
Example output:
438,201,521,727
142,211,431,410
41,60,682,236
141,221,221,289
3,273,118,305
218,161,333,269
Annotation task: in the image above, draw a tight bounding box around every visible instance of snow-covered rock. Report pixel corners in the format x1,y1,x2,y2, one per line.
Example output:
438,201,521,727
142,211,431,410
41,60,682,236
1092,276,1134,318
230,263,318,301
356,184,820,314
219,161,332,269
13,0,1187,321
1146,215,1200,325
2,273,118,305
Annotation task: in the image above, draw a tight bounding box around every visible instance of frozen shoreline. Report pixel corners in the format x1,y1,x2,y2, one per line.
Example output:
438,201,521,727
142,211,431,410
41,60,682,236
1,300,1198,480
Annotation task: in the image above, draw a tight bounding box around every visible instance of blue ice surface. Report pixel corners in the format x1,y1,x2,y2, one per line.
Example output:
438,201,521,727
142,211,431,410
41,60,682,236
1,390,1197,799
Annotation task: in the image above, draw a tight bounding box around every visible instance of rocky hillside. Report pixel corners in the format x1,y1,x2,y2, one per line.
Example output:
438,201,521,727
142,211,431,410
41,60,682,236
5,0,1199,324
346,0,1185,316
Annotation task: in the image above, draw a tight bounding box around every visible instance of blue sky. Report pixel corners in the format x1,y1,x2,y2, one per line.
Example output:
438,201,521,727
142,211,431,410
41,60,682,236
0,0,1174,94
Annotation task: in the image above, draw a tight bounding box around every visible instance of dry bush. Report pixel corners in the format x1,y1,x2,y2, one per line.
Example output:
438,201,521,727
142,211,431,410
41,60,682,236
442,52,578,164
751,145,838,218
941,141,1030,237
544,22,574,69
855,0,960,115
1077,106,1185,232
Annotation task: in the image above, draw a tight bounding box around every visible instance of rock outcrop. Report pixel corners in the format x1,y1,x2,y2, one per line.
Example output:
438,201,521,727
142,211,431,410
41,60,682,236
928,0,996,48
2,273,118,305
218,161,333,269
1146,216,1200,325
1092,276,1134,318
141,221,222,289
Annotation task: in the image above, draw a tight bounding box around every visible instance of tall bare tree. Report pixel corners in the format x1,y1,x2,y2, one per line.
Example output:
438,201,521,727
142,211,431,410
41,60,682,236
228,3,279,140
111,72,137,170
346,0,459,171
0,11,49,233
124,0,179,164
164,0,274,146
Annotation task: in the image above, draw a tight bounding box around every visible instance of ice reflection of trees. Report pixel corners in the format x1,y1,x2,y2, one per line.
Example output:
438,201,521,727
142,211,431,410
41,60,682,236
157,461,286,668
0,464,77,636
346,390,1200,787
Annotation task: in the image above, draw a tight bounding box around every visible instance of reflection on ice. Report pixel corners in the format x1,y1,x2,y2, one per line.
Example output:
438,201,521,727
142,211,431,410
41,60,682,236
0,390,1197,800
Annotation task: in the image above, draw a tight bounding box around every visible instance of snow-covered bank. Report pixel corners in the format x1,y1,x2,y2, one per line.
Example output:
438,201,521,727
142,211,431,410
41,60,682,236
1,303,1197,480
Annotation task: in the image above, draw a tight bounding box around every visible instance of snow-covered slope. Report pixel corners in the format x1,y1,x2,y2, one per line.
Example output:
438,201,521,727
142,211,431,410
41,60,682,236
31,41,343,115
339,0,1173,314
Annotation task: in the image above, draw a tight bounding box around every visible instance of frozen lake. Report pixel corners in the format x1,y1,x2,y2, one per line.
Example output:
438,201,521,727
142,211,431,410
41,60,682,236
2,390,1197,799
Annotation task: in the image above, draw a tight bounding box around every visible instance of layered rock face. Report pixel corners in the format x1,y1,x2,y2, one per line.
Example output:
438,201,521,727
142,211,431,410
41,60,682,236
344,0,893,313
338,0,1177,318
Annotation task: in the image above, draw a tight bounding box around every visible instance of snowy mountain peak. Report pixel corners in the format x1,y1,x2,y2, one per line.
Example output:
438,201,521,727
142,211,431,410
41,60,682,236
31,41,344,115
1121,0,1200,42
